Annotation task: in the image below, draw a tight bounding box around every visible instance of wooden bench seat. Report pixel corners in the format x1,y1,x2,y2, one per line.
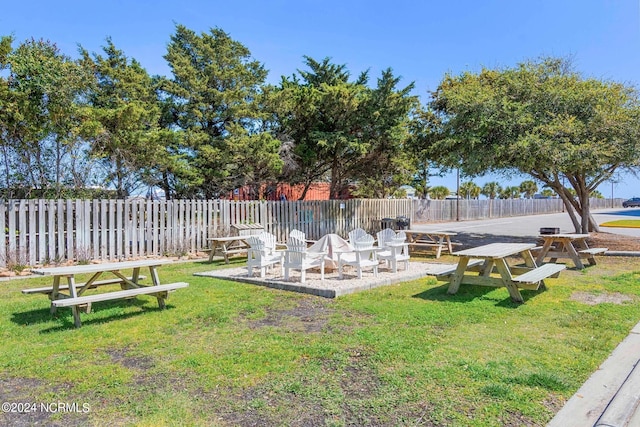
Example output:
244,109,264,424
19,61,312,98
22,276,147,295
579,248,608,255
434,259,485,277
512,264,566,284
222,248,249,255
51,282,189,308
409,242,440,247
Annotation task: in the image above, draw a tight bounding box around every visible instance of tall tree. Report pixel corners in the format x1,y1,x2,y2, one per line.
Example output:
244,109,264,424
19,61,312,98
499,186,521,199
430,57,640,232
270,57,367,199
163,25,282,198
481,182,502,199
271,58,417,199
1,37,94,196
351,69,419,198
429,185,450,200
519,180,538,199
407,107,450,199
460,181,481,199
81,39,161,198
141,75,203,200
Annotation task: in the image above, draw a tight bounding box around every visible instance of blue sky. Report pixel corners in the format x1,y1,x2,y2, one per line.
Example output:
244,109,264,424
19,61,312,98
3,0,639,198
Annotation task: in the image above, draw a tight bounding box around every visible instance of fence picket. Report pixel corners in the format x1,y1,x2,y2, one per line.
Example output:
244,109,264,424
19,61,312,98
0,201,6,266
0,197,620,266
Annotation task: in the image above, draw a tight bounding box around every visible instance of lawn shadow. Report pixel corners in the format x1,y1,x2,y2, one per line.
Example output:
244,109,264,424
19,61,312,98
11,298,172,332
412,281,540,307
194,257,246,268
451,232,537,250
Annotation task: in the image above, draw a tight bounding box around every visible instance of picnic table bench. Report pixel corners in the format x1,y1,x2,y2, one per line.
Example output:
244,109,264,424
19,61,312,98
207,236,253,263
536,233,607,269
25,259,187,328
446,242,566,303
207,224,265,263
404,230,459,258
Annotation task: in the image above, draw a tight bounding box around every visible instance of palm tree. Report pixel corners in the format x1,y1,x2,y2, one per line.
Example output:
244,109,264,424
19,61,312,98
541,188,556,198
499,186,521,199
519,180,539,199
429,186,451,200
481,182,502,199
482,181,502,217
460,181,481,199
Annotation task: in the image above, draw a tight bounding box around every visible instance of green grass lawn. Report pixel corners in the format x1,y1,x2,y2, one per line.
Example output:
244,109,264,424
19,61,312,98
2,256,640,426
600,219,640,228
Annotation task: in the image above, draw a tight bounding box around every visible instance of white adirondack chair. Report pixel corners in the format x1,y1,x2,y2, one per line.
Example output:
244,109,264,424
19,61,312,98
289,229,306,243
257,231,279,253
283,241,326,283
338,234,379,279
376,228,396,248
246,236,284,278
348,228,367,245
377,230,410,273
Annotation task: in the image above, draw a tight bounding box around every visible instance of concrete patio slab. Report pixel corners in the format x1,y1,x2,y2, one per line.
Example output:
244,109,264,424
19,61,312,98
194,261,454,298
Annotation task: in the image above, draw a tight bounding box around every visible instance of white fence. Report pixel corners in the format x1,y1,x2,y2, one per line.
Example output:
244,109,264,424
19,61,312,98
0,197,621,267
413,198,622,222
0,199,413,267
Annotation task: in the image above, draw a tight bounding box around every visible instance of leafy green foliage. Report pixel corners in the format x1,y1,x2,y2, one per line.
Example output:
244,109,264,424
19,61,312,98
270,58,418,199
519,180,539,198
429,185,450,199
481,181,502,199
499,186,521,199
430,57,640,232
460,180,481,199
80,39,163,198
163,25,281,198
1,37,95,196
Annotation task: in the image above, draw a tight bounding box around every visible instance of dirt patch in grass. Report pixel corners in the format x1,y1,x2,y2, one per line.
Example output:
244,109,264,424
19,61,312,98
569,291,635,305
214,381,327,427
246,297,335,333
0,377,90,427
587,232,640,251
106,347,155,370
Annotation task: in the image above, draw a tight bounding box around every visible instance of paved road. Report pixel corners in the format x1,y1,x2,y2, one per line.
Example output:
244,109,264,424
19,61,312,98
412,208,640,238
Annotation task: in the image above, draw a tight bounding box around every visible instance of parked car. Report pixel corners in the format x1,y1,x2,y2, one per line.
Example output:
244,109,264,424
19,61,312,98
622,197,640,208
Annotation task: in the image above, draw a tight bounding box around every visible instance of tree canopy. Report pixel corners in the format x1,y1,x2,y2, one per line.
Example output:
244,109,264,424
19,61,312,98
1,28,639,207
429,57,640,232
163,25,282,199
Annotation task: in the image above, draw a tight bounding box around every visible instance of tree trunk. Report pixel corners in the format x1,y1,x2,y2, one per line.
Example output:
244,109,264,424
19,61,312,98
298,181,312,201
329,158,341,199
161,171,172,200
580,191,590,234
555,185,581,232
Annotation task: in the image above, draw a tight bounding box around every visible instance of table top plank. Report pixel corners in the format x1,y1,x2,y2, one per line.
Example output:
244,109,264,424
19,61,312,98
31,259,172,276
453,243,536,258
207,236,250,242
539,233,590,239
405,230,457,237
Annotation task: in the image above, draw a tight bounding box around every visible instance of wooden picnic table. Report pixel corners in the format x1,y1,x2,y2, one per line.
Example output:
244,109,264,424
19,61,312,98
536,233,607,269
446,242,565,303
24,259,187,328
404,230,458,258
207,236,252,263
